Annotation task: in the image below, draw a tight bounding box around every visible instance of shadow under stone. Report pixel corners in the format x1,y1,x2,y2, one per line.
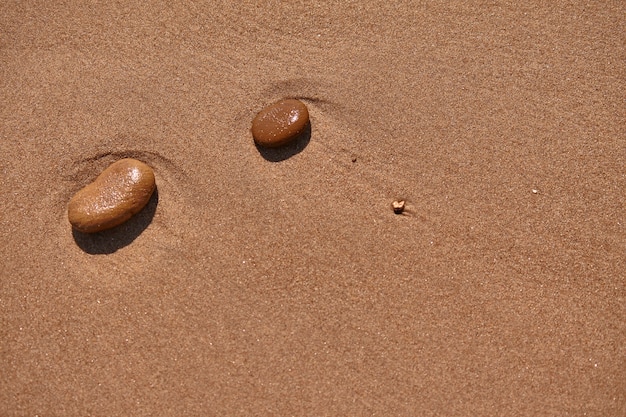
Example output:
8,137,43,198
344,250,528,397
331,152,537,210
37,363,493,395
72,187,159,255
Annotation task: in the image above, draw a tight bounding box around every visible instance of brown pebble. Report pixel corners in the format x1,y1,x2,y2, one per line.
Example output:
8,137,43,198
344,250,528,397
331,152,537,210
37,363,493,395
251,98,309,148
68,158,156,233
392,200,405,214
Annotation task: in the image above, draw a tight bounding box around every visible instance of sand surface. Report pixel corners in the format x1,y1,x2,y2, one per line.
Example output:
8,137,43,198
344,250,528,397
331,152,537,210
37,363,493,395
1,1,625,415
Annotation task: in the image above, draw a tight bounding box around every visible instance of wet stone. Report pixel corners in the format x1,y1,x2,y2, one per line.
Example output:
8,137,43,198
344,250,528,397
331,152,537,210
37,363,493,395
68,158,156,233
251,98,310,148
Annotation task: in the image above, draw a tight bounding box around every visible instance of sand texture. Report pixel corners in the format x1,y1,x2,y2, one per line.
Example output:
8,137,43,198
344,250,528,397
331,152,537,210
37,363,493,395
1,1,625,416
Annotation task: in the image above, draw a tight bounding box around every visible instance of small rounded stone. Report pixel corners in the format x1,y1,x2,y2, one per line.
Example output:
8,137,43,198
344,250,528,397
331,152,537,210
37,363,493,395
68,158,156,233
251,98,310,148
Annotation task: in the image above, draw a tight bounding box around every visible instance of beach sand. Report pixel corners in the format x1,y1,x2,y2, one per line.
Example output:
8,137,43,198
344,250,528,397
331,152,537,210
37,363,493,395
1,1,624,415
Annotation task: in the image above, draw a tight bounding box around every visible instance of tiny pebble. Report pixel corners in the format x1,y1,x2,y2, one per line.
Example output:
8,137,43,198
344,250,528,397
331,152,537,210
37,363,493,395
68,158,156,233
251,98,309,148
392,200,405,214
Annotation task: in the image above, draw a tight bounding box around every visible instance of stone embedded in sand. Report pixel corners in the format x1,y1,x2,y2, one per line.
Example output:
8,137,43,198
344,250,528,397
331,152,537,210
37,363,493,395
251,98,310,148
68,158,156,233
